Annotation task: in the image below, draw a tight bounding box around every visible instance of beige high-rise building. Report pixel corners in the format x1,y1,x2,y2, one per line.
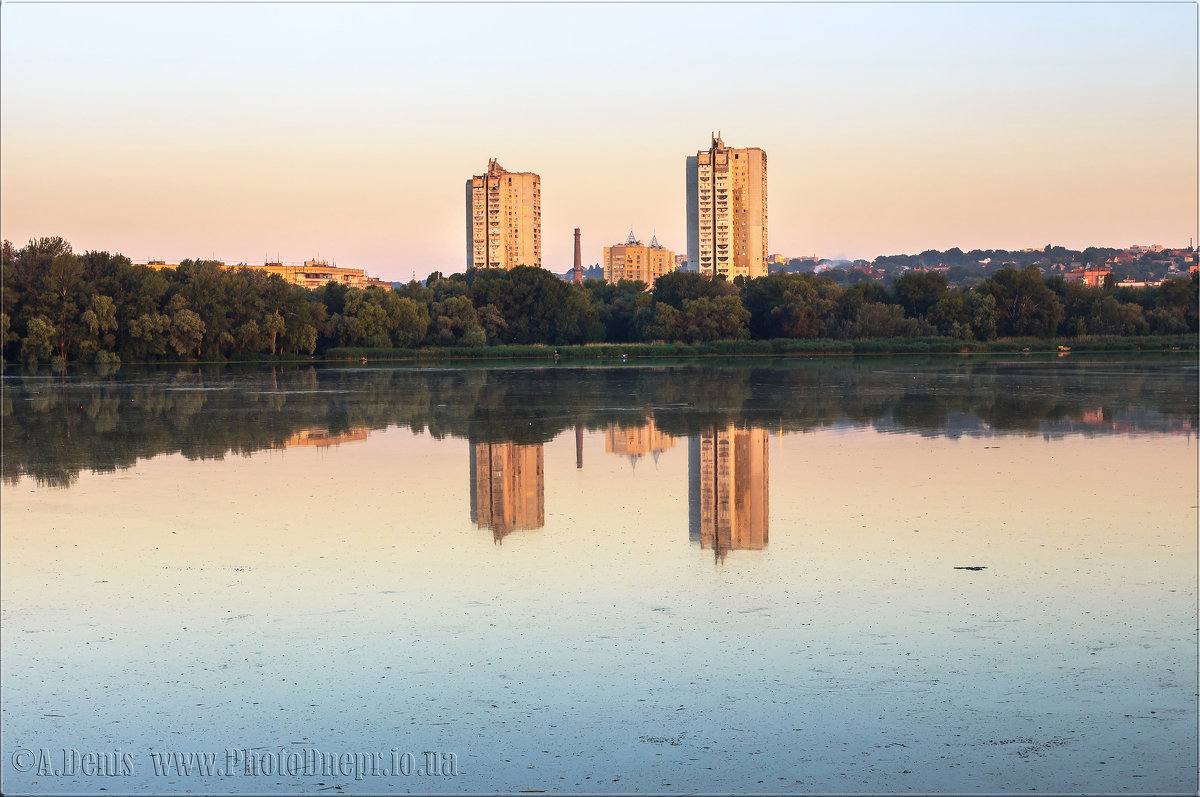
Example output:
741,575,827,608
603,231,676,286
686,134,768,280
466,159,542,270
469,441,545,542
689,426,768,560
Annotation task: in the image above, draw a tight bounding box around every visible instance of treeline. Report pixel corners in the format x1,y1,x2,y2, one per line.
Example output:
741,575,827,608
2,237,1196,365
2,238,326,365
870,245,1122,273
780,245,1194,285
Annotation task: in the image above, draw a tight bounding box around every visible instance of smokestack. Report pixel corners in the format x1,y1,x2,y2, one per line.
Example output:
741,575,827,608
573,228,583,284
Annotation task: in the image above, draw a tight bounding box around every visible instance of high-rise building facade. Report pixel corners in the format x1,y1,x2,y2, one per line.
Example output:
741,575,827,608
685,134,768,280
603,231,676,285
466,159,542,270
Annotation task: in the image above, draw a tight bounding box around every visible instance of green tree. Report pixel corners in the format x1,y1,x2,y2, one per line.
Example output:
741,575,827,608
967,292,998,341
741,272,841,339
927,292,971,337
80,295,119,356
893,270,948,320
975,266,1064,337
475,302,508,345
678,295,750,342
636,302,683,342
852,303,922,338
46,252,84,359
1154,277,1199,332
235,320,266,353
431,294,479,345
127,312,171,359
286,323,319,355
381,294,428,348
0,312,11,356
169,309,206,357
588,279,649,343
262,312,286,355
20,316,56,364
653,271,736,310
318,280,349,316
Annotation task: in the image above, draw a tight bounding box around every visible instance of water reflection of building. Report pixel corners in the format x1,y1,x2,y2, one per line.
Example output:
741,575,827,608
279,427,370,448
469,442,545,542
605,419,676,465
688,427,769,560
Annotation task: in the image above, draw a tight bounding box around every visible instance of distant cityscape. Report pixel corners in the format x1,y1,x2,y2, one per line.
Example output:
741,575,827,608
127,243,1198,292
6,131,1193,365
122,132,1196,291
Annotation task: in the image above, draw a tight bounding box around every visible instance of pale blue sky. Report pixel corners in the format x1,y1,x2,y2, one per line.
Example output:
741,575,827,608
2,3,1195,280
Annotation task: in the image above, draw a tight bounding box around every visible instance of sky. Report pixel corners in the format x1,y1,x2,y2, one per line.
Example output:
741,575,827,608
1,2,1196,283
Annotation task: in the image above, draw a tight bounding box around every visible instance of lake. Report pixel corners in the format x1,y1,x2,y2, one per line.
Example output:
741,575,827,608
1,355,1196,794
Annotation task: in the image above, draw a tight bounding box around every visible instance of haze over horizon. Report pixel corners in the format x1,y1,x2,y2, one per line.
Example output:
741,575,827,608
2,3,1196,283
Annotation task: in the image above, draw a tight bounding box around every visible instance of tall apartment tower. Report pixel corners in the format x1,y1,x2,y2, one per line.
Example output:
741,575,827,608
685,133,768,280
466,159,542,270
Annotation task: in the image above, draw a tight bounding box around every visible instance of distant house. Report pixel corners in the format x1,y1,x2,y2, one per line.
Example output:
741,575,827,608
1064,266,1112,287
138,259,385,289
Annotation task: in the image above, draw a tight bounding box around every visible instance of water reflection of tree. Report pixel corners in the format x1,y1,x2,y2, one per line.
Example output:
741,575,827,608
2,357,1195,487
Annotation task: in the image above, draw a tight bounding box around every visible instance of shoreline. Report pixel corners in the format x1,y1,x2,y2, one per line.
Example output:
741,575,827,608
2,334,1195,370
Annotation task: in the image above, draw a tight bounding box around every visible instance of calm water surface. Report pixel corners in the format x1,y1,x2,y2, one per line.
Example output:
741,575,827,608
2,356,1196,794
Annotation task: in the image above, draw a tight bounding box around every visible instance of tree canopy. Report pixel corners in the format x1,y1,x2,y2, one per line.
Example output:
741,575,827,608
3,236,1195,365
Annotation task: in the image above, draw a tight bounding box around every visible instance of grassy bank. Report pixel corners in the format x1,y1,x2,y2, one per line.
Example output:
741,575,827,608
11,334,1193,371
324,334,1197,362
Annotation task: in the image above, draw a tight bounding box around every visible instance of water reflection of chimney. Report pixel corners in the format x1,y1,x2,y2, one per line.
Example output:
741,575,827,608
576,425,583,469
